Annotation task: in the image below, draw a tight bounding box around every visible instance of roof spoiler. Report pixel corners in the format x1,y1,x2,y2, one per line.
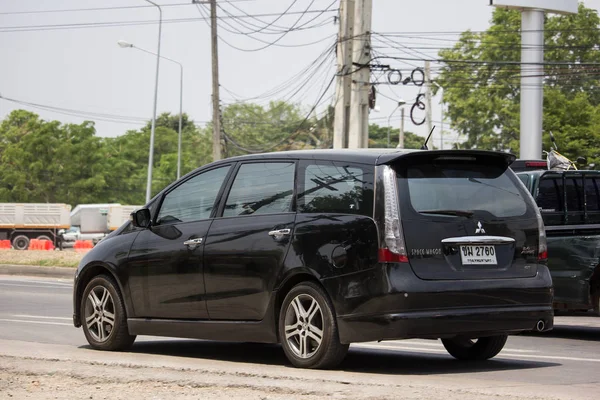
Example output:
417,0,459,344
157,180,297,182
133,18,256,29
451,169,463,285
376,150,517,167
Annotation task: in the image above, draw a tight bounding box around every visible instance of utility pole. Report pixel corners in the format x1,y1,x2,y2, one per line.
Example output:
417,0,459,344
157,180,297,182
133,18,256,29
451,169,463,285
399,107,405,149
348,0,372,149
440,99,444,150
210,0,221,161
424,60,432,137
490,0,577,159
333,0,355,149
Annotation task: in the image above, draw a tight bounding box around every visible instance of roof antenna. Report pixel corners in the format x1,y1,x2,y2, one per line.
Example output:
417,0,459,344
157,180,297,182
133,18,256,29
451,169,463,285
421,125,436,150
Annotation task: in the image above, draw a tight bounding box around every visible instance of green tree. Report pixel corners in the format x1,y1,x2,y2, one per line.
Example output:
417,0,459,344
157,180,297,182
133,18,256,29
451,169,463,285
368,123,428,149
0,110,107,204
437,4,600,163
220,101,329,157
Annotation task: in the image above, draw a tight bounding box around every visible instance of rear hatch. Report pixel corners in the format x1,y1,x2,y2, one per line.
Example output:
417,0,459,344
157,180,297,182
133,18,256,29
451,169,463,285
393,152,540,280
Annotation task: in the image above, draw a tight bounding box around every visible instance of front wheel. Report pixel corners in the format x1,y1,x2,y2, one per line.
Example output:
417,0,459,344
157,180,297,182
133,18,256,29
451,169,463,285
441,335,508,361
81,275,136,351
278,282,348,369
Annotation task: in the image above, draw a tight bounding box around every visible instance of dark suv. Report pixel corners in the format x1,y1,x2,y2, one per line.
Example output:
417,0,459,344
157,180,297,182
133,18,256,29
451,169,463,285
73,149,553,369
517,169,600,314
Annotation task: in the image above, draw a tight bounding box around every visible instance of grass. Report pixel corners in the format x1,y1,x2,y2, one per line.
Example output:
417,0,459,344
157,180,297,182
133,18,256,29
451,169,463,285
0,249,84,268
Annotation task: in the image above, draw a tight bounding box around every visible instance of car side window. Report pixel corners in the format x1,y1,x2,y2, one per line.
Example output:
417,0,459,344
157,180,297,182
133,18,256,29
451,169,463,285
156,166,231,224
222,162,295,217
564,177,583,212
536,176,563,212
585,177,600,211
298,161,374,217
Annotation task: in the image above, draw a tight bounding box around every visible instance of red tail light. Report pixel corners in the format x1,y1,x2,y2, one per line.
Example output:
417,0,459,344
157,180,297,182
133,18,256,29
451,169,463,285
378,166,409,264
525,161,547,168
378,248,409,263
538,250,548,261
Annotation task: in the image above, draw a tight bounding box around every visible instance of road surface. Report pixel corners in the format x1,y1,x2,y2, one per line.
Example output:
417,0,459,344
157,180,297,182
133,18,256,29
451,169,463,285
0,275,599,399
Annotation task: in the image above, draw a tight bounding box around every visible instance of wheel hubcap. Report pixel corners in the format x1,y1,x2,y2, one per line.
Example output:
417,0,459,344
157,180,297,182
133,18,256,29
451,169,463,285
84,286,115,342
284,294,324,359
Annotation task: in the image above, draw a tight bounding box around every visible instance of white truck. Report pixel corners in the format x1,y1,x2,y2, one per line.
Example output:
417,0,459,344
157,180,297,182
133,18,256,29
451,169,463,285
60,204,141,246
0,203,71,250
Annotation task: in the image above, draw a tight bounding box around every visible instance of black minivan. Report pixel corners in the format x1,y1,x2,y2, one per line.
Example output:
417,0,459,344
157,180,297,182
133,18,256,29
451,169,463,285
73,149,553,369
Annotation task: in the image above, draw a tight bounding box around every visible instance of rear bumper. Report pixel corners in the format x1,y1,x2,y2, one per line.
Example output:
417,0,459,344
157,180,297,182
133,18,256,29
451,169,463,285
323,263,554,344
337,305,553,343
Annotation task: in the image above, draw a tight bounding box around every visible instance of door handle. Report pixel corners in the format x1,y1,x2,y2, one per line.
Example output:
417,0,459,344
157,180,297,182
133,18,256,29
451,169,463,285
183,238,203,248
268,228,291,238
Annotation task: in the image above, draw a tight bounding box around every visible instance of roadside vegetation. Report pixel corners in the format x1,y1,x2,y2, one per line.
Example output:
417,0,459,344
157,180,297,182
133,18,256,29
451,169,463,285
0,250,82,268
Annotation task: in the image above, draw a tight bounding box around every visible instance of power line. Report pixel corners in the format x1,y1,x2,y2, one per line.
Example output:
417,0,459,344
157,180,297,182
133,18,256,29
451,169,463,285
222,74,336,153
0,1,251,15
0,9,338,33
194,3,336,51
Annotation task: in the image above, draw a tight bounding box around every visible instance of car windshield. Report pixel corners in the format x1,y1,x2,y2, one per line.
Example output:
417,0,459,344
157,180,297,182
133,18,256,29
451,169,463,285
402,162,529,218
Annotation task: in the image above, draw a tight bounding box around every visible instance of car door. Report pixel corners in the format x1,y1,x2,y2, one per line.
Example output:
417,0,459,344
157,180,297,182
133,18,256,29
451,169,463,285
126,165,232,319
203,161,297,320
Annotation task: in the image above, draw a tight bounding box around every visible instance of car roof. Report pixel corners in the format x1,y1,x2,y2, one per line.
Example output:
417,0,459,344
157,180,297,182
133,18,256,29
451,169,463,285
210,148,516,166
517,169,600,177
215,148,418,165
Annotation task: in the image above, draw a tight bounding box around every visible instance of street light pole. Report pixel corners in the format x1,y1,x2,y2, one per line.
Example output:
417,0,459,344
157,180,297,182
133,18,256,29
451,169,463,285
433,81,444,150
117,41,184,180
386,105,400,148
386,100,406,148
144,0,162,203
177,65,183,180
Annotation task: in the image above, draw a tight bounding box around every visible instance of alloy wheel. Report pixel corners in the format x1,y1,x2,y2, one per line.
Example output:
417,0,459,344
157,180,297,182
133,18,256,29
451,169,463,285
284,294,324,359
84,285,116,342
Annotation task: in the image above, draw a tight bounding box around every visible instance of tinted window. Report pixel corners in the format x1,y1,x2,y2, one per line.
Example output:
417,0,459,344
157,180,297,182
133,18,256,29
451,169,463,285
585,177,600,211
564,177,583,212
157,166,230,224
537,176,563,212
517,173,530,189
223,162,295,217
404,163,528,218
298,162,374,217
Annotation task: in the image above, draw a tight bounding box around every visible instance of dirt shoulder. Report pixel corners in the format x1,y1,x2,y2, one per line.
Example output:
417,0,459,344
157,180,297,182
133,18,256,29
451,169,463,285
0,339,592,400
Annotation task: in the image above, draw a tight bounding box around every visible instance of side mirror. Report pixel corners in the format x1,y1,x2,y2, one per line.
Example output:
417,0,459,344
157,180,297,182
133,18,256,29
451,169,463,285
131,209,152,228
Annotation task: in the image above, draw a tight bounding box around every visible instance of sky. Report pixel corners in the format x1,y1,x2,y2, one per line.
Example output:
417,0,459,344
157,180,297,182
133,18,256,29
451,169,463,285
1,0,599,150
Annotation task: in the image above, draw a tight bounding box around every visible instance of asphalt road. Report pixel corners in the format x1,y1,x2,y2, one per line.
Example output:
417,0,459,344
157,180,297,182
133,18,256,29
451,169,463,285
1,274,599,399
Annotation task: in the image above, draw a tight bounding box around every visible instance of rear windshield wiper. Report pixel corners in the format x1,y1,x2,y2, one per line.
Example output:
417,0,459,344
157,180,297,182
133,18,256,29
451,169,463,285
418,209,474,218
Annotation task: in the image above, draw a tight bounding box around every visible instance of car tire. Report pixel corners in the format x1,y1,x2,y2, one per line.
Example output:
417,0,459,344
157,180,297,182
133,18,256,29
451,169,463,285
12,235,30,250
80,274,136,351
278,282,348,369
441,335,508,361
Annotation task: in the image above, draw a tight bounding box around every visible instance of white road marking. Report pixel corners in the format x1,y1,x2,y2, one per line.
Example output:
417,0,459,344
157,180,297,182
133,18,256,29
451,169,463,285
355,343,600,363
0,283,71,289
0,278,71,286
0,318,72,326
12,315,72,320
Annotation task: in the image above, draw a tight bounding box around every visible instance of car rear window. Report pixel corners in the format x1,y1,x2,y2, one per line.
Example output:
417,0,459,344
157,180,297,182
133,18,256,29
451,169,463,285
402,162,529,218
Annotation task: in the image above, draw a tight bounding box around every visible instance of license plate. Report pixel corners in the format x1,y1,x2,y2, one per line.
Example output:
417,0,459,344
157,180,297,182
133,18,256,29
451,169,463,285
460,245,497,265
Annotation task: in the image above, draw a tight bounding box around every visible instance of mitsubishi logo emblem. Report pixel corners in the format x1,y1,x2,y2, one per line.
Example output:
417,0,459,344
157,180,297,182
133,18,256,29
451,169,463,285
475,221,486,234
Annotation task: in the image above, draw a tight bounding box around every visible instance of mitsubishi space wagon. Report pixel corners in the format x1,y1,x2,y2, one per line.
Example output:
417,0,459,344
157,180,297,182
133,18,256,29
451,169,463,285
73,149,553,369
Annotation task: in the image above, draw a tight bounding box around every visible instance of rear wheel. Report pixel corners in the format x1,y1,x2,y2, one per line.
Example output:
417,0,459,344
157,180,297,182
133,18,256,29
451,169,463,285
441,335,508,361
37,235,52,242
81,275,136,351
12,235,30,250
278,282,348,369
